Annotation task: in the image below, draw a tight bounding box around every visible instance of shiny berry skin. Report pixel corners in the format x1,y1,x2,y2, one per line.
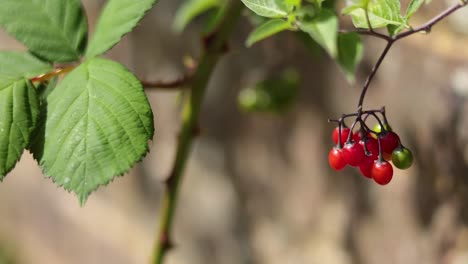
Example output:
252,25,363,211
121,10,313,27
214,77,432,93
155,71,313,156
371,161,393,185
328,147,347,171
372,123,392,139
359,137,379,158
332,127,351,145
358,156,374,178
380,132,400,154
383,152,392,161
342,142,365,167
373,123,392,133
392,147,413,169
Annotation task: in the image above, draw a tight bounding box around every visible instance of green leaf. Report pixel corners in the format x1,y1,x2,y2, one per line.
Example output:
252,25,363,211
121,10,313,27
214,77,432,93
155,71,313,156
0,78,39,179
0,52,52,78
285,0,301,10
298,8,338,57
387,23,406,36
345,0,405,29
406,0,424,19
173,0,221,32
246,19,292,47
341,0,369,14
202,6,225,33
0,0,87,62
86,0,158,58
337,33,363,83
36,77,58,102
241,0,290,18
30,58,154,204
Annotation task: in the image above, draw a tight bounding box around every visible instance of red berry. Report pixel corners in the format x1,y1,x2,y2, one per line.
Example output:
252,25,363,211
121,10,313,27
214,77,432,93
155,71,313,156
380,132,400,154
359,137,379,158
332,127,351,145
371,161,393,185
342,142,365,167
383,152,392,161
352,131,364,142
358,157,374,178
328,147,347,171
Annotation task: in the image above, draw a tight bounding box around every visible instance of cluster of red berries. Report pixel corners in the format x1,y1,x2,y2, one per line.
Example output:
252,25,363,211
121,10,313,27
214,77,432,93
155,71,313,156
328,110,413,185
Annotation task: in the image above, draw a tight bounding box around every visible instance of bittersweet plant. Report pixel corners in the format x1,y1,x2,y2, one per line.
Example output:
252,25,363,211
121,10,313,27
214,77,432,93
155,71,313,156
0,0,466,263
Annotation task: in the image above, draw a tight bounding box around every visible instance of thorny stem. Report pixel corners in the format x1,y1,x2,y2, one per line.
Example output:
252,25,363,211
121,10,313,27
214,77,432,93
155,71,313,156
355,2,467,108
150,1,243,264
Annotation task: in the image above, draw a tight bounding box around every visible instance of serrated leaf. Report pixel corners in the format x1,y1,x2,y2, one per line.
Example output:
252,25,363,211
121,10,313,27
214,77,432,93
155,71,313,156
86,0,158,58
337,32,363,83
246,19,292,47
298,8,338,57
173,0,221,32
346,0,405,29
241,0,290,18
0,52,52,78
30,58,154,204
0,78,39,179
0,0,87,62
406,0,424,20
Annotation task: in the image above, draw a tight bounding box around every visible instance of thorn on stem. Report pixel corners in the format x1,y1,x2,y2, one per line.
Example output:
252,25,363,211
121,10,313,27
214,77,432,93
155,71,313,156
202,33,229,53
165,171,176,190
160,232,175,252
192,123,202,138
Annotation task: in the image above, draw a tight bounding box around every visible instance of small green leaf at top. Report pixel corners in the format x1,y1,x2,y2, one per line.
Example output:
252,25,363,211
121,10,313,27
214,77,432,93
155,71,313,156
0,78,39,179
0,0,87,62
298,8,338,57
387,24,406,36
0,52,52,79
405,0,424,20
30,58,154,205
241,0,290,18
239,68,299,113
173,0,221,32
246,19,292,47
285,0,301,10
337,32,363,83
86,0,158,58
344,0,406,29
341,0,370,14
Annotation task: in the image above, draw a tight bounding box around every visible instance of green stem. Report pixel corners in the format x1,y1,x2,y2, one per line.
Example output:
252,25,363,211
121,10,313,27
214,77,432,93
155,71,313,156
150,1,243,263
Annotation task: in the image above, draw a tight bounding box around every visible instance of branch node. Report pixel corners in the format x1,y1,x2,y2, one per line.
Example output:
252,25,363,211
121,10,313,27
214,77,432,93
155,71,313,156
202,33,229,54
159,232,175,252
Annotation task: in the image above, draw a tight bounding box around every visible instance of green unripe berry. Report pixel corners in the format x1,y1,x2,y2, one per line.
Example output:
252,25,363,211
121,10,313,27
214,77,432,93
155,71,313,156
373,123,392,133
391,147,413,170
372,123,392,139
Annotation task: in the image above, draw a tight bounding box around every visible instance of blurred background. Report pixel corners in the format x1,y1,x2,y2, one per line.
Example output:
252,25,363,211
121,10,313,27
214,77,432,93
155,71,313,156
1,0,468,263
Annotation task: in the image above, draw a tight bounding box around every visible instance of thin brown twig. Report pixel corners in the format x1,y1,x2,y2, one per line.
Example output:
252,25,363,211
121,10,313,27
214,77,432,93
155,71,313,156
354,1,467,109
29,65,76,83
339,29,391,41
141,73,193,89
